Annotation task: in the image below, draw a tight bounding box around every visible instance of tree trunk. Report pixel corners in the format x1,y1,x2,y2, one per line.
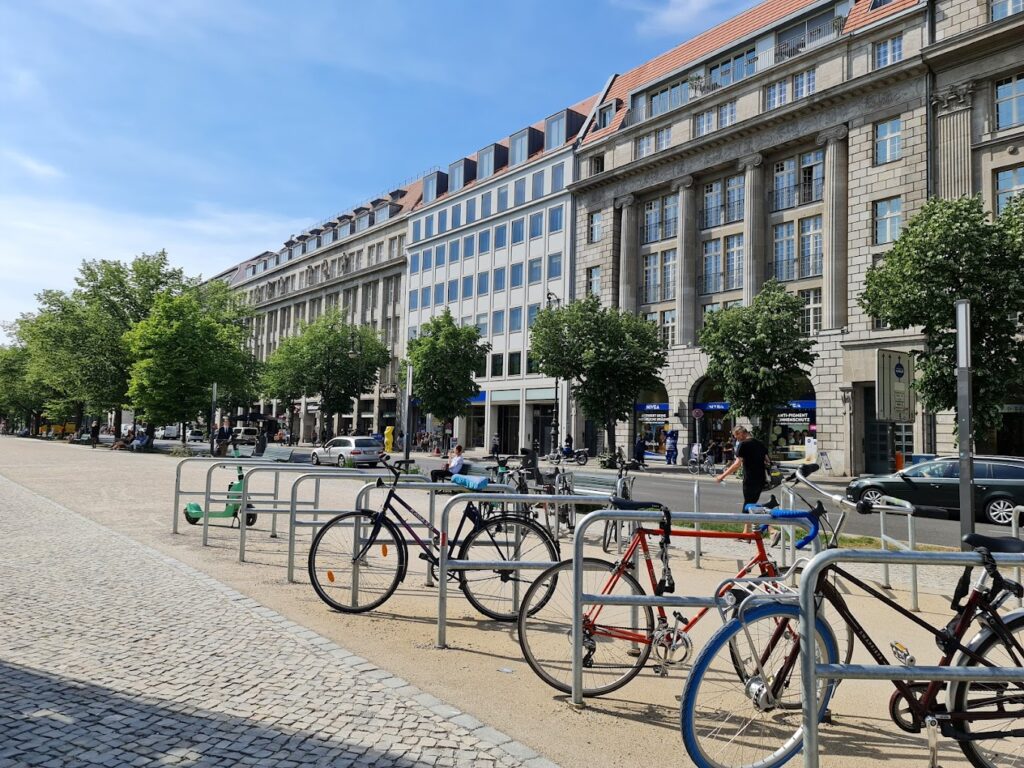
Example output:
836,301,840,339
113,410,123,442
75,402,84,432
605,416,616,454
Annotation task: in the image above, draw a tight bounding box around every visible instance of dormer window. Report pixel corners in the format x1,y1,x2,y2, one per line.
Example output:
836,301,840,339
339,219,352,237
375,206,390,223
450,163,464,192
510,130,529,166
545,112,566,150
478,147,495,179
596,103,615,129
355,213,372,232
423,171,448,204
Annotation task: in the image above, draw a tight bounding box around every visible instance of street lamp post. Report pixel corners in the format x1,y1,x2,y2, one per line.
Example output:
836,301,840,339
546,292,561,455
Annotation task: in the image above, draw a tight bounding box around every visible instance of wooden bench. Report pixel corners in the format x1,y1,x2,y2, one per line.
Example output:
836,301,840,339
570,472,634,499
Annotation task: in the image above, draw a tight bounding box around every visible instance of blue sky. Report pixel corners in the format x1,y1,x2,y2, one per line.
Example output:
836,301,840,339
0,0,754,328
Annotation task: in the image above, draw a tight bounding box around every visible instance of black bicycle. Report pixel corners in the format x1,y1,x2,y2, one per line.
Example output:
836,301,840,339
307,455,559,620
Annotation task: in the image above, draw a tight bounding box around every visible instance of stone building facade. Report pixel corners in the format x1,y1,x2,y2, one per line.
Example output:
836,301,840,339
570,0,1024,475
226,182,419,442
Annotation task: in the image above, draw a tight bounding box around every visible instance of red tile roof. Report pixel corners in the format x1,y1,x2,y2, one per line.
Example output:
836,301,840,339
583,0,922,146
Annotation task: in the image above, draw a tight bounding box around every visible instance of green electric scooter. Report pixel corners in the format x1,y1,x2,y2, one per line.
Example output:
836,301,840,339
182,448,257,528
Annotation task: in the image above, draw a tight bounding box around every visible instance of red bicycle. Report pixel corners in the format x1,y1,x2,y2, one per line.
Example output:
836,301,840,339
517,498,786,697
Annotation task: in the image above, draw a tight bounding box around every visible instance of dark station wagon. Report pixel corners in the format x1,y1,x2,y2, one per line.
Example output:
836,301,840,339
846,455,1024,526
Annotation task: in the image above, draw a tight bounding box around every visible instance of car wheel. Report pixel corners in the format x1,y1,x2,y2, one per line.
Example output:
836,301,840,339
859,487,886,507
984,497,1016,526
311,453,320,466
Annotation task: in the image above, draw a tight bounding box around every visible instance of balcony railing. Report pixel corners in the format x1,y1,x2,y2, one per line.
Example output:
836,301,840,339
700,271,723,295
770,179,824,211
622,15,846,129
699,201,744,229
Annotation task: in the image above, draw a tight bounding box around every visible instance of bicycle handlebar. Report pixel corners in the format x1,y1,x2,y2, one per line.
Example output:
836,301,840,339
770,508,820,550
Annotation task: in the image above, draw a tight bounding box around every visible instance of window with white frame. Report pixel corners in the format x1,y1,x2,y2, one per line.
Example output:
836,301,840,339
793,69,816,100
643,253,661,303
701,240,722,294
656,126,671,151
545,112,566,150
996,164,1024,213
529,212,543,239
799,215,823,278
596,103,615,129
765,78,789,110
799,288,822,334
719,100,737,128
449,163,464,192
873,35,903,69
480,192,491,218
514,178,526,206
635,133,655,159
996,73,1024,130
702,180,722,229
478,147,494,179
591,155,605,175
424,176,438,203
725,234,744,290
725,174,744,222
874,117,902,164
661,249,677,301
643,200,661,244
695,109,715,137
497,186,508,212
992,0,1023,19
661,309,677,346
773,222,796,280
551,163,565,192
874,197,902,244
548,205,563,233
589,211,603,243
510,131,529,166
532,170,544,200
587,266,602,297
664,193,678,238
708,48,756,88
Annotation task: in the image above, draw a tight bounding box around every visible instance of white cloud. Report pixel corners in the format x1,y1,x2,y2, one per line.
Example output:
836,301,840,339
2,149,63,180
0,195,306,328
612,0,749,37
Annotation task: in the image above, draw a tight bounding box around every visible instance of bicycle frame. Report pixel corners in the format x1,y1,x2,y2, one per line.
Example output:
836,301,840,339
586,526,775,645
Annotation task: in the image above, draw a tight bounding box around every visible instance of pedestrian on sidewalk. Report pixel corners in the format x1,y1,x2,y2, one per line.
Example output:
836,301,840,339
715,425,769,534
490,432,500,457
89,420,100,449
665,429,678,465
634,433,647,466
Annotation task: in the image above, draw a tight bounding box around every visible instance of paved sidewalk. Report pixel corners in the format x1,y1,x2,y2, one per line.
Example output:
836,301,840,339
0,474,554,768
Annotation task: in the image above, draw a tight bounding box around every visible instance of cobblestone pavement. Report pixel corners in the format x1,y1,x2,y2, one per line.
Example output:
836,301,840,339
0,474,555,768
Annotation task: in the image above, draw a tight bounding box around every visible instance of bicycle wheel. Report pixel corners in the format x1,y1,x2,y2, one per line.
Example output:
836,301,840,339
688,459,700,475
458,516,559,621
680,603,838,768
949,613,1024,768
307,511,405,613
601,520,619,554
517,557,653,697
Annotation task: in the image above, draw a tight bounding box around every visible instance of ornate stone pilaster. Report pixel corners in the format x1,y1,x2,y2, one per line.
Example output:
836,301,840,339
816,125,849,330
932,82,975,199
672,176,697,345
738,153,764,307
615,194,637,312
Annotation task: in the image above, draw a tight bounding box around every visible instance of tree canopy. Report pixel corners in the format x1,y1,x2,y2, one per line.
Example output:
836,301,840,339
861,195,1024,440
698,280,817,438
125,281,257,428
530,295,666,451
261,309,389,429
406,309,490,426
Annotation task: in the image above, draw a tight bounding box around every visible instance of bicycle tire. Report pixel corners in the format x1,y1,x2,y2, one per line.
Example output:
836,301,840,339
680,603,838,768
458,516,559,621
601,520,618,554
949,612,1024,768
517,557,653,697
307,511,405,613
688,459,700,475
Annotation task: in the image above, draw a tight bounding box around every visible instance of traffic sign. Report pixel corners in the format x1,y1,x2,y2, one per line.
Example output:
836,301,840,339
692,408,704,420
876,349,916,423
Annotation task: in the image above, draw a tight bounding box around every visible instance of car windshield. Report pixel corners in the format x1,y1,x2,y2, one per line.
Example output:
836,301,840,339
355,438,381,448
902,461,958,479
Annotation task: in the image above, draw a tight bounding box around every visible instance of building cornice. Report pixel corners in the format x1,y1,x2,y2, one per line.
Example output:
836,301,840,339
922,14,1024,69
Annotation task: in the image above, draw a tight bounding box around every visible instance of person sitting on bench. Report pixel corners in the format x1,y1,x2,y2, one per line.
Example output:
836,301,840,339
431,444,466,483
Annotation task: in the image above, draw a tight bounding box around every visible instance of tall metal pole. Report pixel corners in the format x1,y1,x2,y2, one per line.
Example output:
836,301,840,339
403,363,413,466
209,382,218,455
956,300,974,547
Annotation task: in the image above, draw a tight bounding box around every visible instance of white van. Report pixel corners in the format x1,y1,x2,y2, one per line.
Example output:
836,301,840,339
232,426,259,445
161,425,180,440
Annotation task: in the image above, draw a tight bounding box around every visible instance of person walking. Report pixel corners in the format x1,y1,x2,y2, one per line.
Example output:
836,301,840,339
634,433,647,466
716,425,769,534
430,444,465,483
89,420,100,449
665,429,678,465
214,420,232,457
490,433,500,458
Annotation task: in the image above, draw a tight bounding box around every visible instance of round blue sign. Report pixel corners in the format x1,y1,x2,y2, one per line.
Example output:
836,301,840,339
894,362,905,379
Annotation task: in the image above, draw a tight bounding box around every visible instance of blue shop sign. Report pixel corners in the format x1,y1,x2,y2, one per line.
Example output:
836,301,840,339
468,391,486,404
694,401,730,411
634,402,669,412
694,400,816,412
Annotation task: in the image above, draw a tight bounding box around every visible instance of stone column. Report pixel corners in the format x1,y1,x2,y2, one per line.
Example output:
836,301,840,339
739,153,764,306
615,194,637,312
674,176,697,345
817,125,849,330
932,82,975,199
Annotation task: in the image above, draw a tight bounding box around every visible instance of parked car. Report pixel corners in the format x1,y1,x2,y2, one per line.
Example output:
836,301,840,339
161,425,180,440
311,436,384,467
154,426,165,439
187,429,205,443
846,455,1024,525
232,426,259,445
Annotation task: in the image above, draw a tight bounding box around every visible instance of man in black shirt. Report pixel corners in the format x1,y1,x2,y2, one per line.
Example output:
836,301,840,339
716,425,769,533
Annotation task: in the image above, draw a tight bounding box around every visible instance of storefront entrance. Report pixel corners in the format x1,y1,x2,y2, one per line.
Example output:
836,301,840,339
531,405,555,454
496,405,520,454
466,404,486,449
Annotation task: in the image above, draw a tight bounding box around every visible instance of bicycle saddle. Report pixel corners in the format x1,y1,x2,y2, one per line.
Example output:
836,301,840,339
962,533,1024,554
609,496,668,511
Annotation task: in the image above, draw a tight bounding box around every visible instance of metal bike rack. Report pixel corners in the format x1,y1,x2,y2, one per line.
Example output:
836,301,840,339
435,491,606,649
570,508,817,706
799,548,1024,768
173,457,291,535
875,495,920,610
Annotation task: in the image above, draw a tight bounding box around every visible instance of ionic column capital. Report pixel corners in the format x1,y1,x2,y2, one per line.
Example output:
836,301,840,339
671,175,695,192
737,153,763,171
816,125,849,146
614,194,636,209
931,81,975,115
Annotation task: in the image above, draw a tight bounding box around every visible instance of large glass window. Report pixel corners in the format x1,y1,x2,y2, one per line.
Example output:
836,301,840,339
587,266,602,297
449,163,464,192
993,0,1024,19
422,249,433,271
492,310,505,335
464,234,476,259
477,271,489,295
661,309,677,346
421,286,431,308
466,199,476,224
661,249,677,301
494,266,506,291
548,205,563,233
514,178,526,206
410,252,420,273
462,275,473,298
644,253,660,303
449,239,460,261
589,211,603,243
547,252,562,280
643,200,662,244
799,215,823,278
635,133,654,159
481,191,492,218
725,234,744,290
996,164,1024,213
874,35,903,69
875,118,902,164
799,288,822,335
497,186,508,212
510,263,524,288
409,290,419,310
509,307,523,332
663,194,679,238
448,279,459,302
528,258,542,284
494,224,507,249
532,170,545,199
527,303,541,327
435,243,446,267
701,240,722,294
490,352,504,377
702,180,722,229
434,283,444,305
529,212,544,239
551,163,565,192
511,131,529,166
452,204,462,228
695,109,715,137
793,69,816,100
874,197,902,244
508,351,522,374
719,101,737,128
773,222,796,281
996,73,1024,130
545,113,566,150
765,78,789,110
511,218,525,244
476,313,488,337
772,158,797,210
725,174,744,222
478,229,491,253
479,147,494,179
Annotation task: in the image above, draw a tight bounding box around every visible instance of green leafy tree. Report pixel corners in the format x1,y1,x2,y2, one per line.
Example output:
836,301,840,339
406,309,490,432
861,195,1024,443
0,344,49,431
126,282,256,431
530,295,666,452
261,309,389,436
699,280,817,439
